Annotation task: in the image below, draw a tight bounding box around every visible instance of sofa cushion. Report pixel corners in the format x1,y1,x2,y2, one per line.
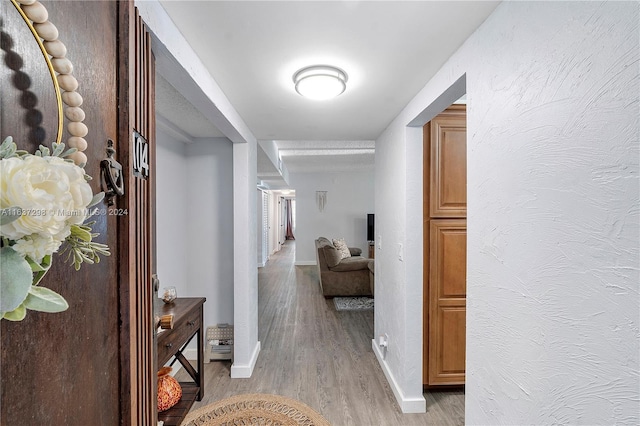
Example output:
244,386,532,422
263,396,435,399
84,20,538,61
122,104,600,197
317,237,332,247
349,247,362,256
329,256,370,272
368,259,375,273
323,245,343,268
332,238,351,259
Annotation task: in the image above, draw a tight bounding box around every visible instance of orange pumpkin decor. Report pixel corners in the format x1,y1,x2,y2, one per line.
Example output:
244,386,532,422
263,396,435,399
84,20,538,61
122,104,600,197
157,366,182,412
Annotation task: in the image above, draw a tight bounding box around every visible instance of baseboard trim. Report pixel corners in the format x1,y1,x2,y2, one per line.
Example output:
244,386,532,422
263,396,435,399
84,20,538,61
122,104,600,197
230,340,261,378
371,339,426,414
294,261,316,266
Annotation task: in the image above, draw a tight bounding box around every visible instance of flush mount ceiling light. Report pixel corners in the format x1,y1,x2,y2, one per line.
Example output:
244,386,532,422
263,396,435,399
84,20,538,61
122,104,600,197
293,65,348,100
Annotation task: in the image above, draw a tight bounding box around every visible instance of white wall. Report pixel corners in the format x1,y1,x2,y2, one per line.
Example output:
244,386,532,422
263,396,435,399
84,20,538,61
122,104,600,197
156,130,189,293
232,141,260,378
290,171,374,264
374,1,639,423
156,132,235,348
185,139,234,327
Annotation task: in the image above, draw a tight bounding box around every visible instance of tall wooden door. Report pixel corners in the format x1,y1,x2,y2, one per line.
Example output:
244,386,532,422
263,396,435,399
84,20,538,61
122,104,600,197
423,104,467,386
428,219,467,384
1,1,156,424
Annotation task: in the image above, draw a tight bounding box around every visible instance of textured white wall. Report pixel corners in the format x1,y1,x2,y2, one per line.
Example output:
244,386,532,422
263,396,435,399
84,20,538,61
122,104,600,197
375,1,639,422
290,171,375,264
465,3,639,423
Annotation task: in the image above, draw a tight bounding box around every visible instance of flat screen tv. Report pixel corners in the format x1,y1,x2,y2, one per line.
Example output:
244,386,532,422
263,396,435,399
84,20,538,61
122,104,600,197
367,214,374,242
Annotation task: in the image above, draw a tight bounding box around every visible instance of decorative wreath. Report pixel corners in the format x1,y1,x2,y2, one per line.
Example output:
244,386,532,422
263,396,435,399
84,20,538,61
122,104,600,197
0,0,109,321
11,0,89,166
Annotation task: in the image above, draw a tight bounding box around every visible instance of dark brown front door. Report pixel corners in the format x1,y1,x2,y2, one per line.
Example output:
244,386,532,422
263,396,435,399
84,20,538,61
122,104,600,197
1,1,156,424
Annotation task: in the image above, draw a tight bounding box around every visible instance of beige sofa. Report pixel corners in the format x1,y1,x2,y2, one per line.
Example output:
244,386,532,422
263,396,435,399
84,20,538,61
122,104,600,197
315,237,373,298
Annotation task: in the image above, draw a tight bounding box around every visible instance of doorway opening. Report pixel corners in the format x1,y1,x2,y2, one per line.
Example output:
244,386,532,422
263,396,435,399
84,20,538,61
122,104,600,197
403,74,467,415
258,189,296,268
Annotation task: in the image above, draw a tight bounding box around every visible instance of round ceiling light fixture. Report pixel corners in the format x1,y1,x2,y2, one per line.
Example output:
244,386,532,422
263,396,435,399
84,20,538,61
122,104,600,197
293,65,348,100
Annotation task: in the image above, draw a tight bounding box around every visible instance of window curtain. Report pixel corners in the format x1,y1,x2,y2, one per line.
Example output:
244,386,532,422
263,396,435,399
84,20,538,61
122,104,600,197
285,199,295,240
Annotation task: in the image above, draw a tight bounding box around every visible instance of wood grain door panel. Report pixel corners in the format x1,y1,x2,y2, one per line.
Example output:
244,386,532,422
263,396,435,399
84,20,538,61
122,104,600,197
428,219,467,385
1,1,121,423
1,3,157,424
439,228,467,298
437,307,466,376
118,4,157,424
429,108,467,218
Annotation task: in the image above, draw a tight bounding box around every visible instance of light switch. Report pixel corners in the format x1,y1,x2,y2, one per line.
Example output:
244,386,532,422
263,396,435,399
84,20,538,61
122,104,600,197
398,243,403,261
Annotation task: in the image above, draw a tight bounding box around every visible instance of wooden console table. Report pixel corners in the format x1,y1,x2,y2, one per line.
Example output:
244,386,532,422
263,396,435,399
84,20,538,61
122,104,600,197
157,297,206,426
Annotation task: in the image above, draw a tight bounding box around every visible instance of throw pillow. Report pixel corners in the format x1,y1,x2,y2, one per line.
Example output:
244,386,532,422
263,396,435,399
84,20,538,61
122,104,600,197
349,247,363,257
323,245,343,268
332,238,351,259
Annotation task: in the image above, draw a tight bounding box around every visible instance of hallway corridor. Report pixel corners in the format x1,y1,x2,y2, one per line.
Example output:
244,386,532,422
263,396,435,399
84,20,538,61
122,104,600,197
183,241,464,425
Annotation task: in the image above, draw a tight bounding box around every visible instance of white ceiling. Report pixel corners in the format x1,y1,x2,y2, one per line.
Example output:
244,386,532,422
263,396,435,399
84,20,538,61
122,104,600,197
156,73,226,140
154,1,499,183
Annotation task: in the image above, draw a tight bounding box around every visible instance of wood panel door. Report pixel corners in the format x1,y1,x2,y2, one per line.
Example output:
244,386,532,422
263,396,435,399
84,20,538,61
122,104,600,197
1,2,156,424
1,1,121,424
423,104,467,387
430,106,467,218
428,220,467,385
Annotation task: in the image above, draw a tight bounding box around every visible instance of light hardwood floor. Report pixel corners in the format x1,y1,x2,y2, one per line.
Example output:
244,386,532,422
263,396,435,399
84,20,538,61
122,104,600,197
179,241,464,425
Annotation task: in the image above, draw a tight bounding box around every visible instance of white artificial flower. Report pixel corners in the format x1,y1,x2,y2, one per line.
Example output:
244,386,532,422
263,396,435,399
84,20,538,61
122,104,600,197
12,234,63,264
0,155,93,242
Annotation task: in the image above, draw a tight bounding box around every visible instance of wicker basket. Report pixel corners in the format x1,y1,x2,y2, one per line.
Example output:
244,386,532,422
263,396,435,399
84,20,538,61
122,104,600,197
205,324,233,362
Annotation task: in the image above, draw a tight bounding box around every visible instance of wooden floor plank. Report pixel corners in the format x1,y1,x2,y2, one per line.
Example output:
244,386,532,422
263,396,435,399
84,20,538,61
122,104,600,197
177,241,464,425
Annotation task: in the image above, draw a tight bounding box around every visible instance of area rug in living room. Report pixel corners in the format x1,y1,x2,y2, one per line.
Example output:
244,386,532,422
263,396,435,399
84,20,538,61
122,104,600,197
333,297,374,311
181,393,330,426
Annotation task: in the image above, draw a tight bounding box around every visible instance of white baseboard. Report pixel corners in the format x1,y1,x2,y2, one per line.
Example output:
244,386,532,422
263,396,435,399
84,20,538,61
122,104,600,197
294,261,316,266
371,339,426,414
230,341,261,378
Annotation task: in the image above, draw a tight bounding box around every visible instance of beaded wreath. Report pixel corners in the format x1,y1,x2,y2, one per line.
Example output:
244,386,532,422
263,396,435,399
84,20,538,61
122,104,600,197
11,0,89,166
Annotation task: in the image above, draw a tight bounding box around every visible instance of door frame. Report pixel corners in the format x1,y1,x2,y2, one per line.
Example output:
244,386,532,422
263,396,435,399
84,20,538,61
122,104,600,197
403,74,467,392
118,3,157,424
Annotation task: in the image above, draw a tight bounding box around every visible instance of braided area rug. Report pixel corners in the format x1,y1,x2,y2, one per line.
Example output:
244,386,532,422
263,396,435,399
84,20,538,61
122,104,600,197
181,393,331,426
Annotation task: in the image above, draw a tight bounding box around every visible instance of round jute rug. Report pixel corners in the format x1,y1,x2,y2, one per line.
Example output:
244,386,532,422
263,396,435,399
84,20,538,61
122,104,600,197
181,393,331,426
